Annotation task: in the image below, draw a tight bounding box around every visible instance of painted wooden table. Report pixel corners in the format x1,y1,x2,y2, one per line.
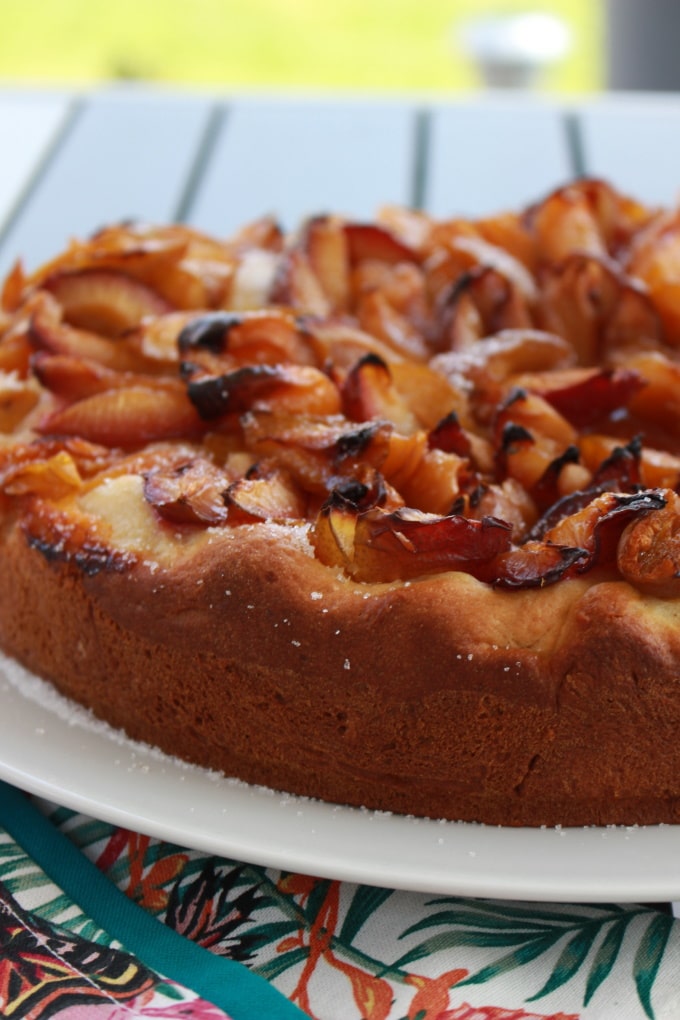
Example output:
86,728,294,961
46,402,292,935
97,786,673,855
2,85,680,280
2,85,680,1020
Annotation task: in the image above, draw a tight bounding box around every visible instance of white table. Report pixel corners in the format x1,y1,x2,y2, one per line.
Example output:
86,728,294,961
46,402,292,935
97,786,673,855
2,85,680,281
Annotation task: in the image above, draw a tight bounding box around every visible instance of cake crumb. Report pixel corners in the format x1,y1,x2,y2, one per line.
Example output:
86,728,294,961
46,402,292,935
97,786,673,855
310,591,323,600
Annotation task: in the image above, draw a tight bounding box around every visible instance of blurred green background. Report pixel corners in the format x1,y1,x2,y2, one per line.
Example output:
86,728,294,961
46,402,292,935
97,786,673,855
0,0,603,93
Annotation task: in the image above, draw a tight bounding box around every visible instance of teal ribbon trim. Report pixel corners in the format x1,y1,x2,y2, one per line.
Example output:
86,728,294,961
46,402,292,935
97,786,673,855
0,779,306,1020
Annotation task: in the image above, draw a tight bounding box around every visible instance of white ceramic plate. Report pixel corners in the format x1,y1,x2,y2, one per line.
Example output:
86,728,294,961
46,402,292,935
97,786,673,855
1,651,679,904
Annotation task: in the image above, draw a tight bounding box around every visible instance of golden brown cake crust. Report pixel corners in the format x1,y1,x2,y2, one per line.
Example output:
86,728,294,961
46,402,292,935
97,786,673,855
5,179,680,826
3,502,680,827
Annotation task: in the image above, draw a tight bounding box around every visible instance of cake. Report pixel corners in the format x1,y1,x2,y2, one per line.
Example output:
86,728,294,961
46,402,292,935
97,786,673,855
3,177,680,827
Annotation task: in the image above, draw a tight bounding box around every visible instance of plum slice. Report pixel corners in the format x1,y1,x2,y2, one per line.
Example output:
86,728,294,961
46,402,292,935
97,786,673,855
312,500,512,582
342,353,418,433
343,222,418,266
143,457,231,525
39,385,204,448
226,464,306,522
617,489,680,595
531,366,646,429
184,363,341,420
43,268,171,336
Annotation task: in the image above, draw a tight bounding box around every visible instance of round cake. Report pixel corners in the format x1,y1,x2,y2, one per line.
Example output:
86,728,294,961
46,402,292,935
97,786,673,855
3,178,680,827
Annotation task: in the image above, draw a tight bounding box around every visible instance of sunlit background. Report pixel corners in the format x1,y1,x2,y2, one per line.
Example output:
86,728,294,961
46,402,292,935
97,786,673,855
0,1,603,93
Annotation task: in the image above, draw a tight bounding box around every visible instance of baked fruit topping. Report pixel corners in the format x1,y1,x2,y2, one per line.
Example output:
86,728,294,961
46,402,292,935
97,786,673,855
3,179,680,592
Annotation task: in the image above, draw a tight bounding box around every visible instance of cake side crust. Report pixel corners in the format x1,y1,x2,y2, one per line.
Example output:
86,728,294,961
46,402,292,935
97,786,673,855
4,504,680,827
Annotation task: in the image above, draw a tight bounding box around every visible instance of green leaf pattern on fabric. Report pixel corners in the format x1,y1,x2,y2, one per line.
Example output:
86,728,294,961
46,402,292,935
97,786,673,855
29,805,680,1020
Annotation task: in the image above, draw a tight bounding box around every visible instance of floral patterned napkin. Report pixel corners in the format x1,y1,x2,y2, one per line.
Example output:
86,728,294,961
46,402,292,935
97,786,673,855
1,779,679,1020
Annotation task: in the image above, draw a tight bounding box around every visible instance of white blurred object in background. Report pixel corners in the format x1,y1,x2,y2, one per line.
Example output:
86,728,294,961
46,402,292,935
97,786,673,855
458,12,571,89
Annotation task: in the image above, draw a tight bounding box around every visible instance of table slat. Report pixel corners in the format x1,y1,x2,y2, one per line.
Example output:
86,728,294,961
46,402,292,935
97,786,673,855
424,100,575,217
0,88,215,276
577,96,680,205
0,92,74,235
186,98,418,234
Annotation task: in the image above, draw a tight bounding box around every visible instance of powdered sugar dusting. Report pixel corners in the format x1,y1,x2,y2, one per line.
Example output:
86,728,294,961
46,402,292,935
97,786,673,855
255,520,314,555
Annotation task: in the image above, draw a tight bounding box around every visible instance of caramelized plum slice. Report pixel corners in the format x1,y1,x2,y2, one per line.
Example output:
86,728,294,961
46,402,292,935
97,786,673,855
490,542,587,589
356,288,430,361
342,354,418,432
530,445,582,511
533,366,646,429
428,410,472,457
537,254,662,365
454,477,538,540
432,329,574,415
0,371,40,431
581,432,680,490
300,216,350,311
0,435,112,481
43,268,171,336
343,222,418,266
391,359,470,430
494,390,577,492
381,430,472,515
313,491,665,587
623,351,680,436
529,180,609,262
184,363,341,420
241,411,393,495
617,489,680,595
270,248,330,316
143,457,230,525
0,317,34,375
496,387,578,447
31,351,181,403
626,210,680,343
28,221,235,310
306,319,404,370
30,292,152,372
40,385,204,448
178,308,312,367
0,449,83,499
310,494,358,570
437,266,534,352
349,506,511,583
543,489,667,572
527,179,653,263
226,463,306,522
590,435,643,490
